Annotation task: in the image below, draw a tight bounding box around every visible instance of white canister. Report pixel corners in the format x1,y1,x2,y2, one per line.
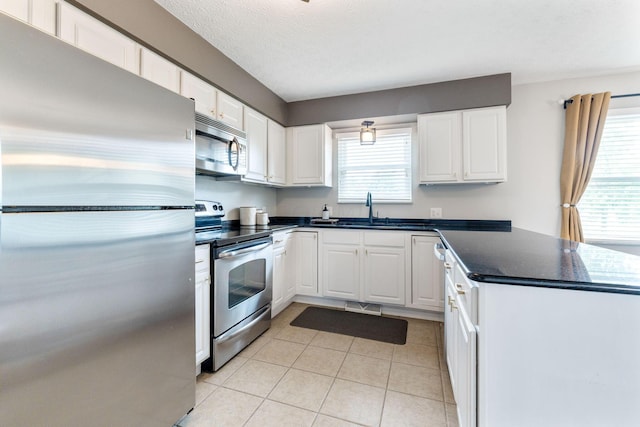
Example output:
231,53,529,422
239,207,257,226
256,212,269,225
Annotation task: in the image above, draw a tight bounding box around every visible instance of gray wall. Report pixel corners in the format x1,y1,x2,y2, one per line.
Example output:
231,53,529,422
287,73,511,126
70,0,288,125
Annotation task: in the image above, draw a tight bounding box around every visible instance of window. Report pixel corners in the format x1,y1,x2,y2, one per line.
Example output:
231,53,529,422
337,127,412,203
579,108,640,243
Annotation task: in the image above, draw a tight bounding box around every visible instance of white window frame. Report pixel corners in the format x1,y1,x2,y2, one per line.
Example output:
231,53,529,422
336,127,413,204
579,107,640,245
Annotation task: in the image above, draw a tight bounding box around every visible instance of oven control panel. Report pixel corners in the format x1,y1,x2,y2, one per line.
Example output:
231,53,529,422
195,200,225,218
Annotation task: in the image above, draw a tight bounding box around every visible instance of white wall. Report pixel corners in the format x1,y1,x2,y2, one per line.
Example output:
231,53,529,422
195,175,277,220
276,70,640,239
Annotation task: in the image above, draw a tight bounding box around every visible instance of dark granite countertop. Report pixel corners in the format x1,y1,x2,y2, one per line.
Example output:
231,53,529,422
439,227,640,295
269,216,511,232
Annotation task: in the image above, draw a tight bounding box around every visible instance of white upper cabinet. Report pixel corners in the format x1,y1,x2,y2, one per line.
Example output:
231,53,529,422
267,120,286,185
287,124,332,187
0,0,28,21
139,47,180,93
180,71,217,117
1,0,56,34
418,111,461,183
462,106,507,181
217,91,244,129
57,2,139,74
418,106,507,184
243,107,269,182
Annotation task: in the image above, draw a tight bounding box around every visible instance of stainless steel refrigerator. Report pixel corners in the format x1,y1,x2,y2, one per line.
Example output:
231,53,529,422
0,14,196,426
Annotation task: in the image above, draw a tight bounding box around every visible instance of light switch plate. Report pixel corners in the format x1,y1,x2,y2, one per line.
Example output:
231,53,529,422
430,207,442,218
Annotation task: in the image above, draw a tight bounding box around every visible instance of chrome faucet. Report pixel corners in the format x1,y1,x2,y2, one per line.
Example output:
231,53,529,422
365,192,373,224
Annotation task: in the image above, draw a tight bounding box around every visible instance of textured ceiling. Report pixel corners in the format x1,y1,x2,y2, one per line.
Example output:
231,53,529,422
155,0,640,102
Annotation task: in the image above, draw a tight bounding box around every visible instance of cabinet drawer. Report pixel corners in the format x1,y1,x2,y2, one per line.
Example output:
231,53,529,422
195,244,210,273
272,230,292,249
323,230,361,245
364,231,405,247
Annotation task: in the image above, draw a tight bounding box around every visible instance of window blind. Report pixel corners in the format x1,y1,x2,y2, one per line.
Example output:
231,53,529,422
337,128,412,203
579,109,640,243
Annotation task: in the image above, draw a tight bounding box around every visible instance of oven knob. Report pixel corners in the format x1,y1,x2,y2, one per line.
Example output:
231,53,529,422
212,205,218,211
219,205,224,211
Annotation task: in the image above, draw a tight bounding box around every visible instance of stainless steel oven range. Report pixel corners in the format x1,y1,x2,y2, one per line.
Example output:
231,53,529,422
195,200,273,371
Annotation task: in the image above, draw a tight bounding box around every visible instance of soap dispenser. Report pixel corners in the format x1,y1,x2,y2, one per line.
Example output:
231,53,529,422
322,204,330,220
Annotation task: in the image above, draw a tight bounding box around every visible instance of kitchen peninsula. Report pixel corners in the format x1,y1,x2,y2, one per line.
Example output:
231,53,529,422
439,227,640,427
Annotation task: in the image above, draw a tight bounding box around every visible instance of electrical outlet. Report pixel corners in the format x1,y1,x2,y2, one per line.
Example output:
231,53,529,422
430,207,442,218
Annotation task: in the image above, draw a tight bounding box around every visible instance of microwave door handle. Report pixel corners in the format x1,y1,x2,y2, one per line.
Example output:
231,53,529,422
218,242,271,259
228,138,239,171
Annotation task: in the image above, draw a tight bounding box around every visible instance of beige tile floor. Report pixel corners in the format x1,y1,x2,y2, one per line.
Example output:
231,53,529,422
177,303,459,427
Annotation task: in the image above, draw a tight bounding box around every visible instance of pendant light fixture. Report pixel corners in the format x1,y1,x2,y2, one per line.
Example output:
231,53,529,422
360,121,376,145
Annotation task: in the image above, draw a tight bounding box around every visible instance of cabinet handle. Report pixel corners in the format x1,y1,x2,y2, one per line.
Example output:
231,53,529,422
314,234,317,240
284,250,287,256
365,249,368,255
413,237,416,245
355,249,358,255
196,259,205,264
220,112,225,119
274,239,283,244
210,109,216,116
449,298,458,312
444,262,452,270
455,283,466,294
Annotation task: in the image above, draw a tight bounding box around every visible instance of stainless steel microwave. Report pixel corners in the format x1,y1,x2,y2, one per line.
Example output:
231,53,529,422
195,112,247,176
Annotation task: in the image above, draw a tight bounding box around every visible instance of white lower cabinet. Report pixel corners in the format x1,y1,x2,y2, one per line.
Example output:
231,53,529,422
194,245,210,366
294,230,319,296
444,258,477,427
322,230,406,305
362,232,405,305
410,234,445,311
272,230,295,317
323,243,360,300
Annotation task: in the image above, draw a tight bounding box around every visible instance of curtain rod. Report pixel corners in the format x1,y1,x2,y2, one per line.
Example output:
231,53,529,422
562,93,640,109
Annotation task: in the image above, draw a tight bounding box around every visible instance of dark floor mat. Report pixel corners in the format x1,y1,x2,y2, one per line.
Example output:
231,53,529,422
290,306,407,345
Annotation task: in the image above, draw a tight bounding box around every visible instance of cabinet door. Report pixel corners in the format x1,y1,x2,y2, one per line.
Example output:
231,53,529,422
195,245,210,365
267,120,286,185
444,279,458,391
284,236,296,300
462,106,507,182
322,243,360,300
217,92,244,129
418,112,461,183
455,299,477,427
288,125,331,186
140,47,180,93
410,236,444,311
180,71,217,117
295,232,319,296
363,246,405,305
272,246,286,317
243,108,268,182
0,0,28,22
57,2,139,74
30,0,56,34
194,273,210,364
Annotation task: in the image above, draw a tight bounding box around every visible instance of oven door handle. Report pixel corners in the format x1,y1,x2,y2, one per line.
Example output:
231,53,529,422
218,242,271,259
216,304,270,344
